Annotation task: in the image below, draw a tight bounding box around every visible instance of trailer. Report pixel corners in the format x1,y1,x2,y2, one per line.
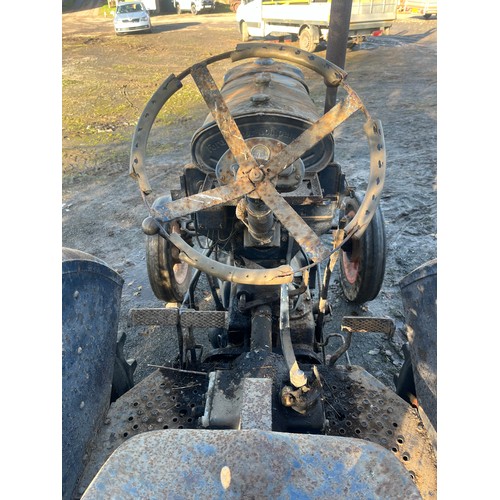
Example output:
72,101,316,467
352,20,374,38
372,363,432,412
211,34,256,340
236,0,398,51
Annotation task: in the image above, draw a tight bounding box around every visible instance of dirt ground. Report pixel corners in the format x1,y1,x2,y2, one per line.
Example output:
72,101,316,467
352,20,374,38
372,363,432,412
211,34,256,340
62,3,437,390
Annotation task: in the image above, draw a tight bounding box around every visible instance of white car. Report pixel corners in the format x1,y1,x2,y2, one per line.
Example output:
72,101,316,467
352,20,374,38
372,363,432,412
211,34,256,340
174,0,215,15
114,1,152,35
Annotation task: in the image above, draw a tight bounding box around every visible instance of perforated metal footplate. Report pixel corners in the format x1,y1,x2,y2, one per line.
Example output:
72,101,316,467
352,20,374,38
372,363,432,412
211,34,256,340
76,364,436,499
341,315,395,335
128,307,227,328
76,368,208,498
319,365,437,500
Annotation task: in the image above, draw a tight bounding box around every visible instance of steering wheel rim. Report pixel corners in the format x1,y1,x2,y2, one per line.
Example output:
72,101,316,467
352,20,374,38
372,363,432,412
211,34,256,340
131,43,386,281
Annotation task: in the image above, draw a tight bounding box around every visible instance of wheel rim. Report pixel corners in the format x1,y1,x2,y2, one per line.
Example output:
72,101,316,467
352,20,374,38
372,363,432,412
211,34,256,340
170,222,189,284
172,262,189,284
342,245,360,284
341,208,360,284
300,31,311,51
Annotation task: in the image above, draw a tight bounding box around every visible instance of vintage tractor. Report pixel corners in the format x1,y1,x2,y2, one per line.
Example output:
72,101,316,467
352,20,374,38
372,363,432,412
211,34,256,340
63,44,437,499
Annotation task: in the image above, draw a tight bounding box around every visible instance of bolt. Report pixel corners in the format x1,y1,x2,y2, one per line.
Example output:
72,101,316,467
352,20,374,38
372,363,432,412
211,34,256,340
250,93,270,104
249,167,264,182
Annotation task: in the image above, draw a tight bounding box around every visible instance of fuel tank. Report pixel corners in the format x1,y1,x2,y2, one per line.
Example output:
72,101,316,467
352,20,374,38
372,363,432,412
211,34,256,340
191,58,334,174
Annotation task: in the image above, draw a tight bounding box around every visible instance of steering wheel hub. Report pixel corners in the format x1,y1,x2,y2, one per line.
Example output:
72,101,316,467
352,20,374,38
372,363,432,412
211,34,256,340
248,167,265,183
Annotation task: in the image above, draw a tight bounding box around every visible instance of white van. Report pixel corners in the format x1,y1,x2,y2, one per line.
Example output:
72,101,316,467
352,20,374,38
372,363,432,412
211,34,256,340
236,0,398,51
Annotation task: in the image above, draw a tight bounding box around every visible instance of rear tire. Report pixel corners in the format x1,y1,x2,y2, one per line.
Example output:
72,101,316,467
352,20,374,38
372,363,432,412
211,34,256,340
241,21,249,42
299,27,318,53
339,192,386,303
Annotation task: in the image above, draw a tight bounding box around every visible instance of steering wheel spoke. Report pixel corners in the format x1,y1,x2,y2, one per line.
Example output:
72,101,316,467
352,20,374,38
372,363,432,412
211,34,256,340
264,93,363,178
190,63,258,176
152,177,256,221
256,181,331,263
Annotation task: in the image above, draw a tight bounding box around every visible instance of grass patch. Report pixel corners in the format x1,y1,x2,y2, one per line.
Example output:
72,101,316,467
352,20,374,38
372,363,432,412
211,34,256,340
63,71,205,148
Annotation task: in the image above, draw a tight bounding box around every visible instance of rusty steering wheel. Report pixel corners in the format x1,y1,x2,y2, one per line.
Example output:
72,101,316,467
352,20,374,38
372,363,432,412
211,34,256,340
130,43,386,285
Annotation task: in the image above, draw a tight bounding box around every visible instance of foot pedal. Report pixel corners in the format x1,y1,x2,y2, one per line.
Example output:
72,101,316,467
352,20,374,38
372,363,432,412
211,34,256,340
129,308,227,329
341,316,395,335
180,310,227,329
129,308,179,326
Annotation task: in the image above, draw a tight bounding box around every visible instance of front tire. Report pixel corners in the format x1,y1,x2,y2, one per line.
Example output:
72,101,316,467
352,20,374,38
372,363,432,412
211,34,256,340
339,191,386,303
146,221,192,302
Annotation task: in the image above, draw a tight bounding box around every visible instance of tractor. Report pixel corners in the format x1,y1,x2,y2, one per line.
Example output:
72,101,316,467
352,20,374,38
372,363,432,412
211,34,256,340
62,43,437,499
